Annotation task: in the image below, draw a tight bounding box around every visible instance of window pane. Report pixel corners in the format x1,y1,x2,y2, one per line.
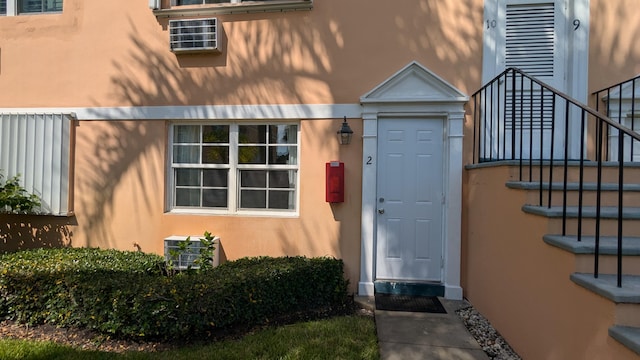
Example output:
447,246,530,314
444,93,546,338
176,169,200,186
269,170,295,188
269,190,294,209
240,190,266,208
177,0,231,4
19,0,42,13
239,125,266,144
0,0,6,15
45,0,62,11
203,146,229,164
240,170,267,188
238,146,266,164
173,145,200,164
203,169,228,187
203,189,227,208
269,125,297,144
269,146,297,165
174,125,199,143
203,125,229,143
176,188,201,207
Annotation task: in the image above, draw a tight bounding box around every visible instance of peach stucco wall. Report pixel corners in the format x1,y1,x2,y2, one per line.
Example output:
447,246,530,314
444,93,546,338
588,0,640,92
1,0,640,297
0,0,486,293
463,165,638,360
0,0,485,108
65,118,364,288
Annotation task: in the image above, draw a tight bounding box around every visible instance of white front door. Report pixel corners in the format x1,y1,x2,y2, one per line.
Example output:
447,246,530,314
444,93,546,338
375,118,444,282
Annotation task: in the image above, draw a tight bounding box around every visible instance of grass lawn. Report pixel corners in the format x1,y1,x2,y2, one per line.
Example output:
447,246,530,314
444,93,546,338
0,315,379,360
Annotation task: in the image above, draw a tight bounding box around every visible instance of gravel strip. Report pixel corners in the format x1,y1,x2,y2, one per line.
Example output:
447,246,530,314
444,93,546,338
456,306,522,360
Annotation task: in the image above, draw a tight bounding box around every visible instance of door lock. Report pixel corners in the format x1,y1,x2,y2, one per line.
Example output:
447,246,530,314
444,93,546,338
378,208,385,214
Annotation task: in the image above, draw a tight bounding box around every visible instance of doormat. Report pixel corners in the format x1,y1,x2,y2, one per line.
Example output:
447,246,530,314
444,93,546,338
374,294,447,313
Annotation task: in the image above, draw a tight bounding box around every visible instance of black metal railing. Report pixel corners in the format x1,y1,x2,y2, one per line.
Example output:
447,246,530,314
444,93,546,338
593,75,640,160
472,68,640,287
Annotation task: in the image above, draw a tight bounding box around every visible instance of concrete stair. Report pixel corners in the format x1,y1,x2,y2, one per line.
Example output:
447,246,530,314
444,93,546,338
510,166,640,355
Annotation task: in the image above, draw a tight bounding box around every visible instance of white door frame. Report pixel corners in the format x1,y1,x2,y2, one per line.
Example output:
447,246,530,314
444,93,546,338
357,61,467,300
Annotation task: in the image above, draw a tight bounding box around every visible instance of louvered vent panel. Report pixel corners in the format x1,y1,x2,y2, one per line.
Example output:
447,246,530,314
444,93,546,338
505,88,555,130
0,114,72,215
169,18,220,53
505,3,555,77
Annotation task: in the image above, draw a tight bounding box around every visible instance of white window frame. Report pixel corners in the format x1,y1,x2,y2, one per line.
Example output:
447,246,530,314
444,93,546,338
168,122,300,217
172,0,302,5
1,0,62,16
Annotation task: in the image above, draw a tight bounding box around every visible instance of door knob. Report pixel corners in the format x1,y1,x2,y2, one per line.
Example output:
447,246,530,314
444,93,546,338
378,208,385,214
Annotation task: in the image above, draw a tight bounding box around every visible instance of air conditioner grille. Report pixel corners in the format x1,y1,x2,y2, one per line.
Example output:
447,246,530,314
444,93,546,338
169,18,220,53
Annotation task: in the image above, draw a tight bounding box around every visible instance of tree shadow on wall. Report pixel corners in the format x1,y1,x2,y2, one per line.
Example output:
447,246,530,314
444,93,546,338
80,16,343,248
79,2,485,249
0,214,74,253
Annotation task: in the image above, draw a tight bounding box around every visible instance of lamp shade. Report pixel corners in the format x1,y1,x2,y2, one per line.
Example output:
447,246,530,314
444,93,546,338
337,117,353,145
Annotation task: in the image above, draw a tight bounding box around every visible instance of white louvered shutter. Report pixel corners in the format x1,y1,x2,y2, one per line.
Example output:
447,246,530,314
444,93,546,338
505,2,557,79
504,1,561,133
0,113,74,215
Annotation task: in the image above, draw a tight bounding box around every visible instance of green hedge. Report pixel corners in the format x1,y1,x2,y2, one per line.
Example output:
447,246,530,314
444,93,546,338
0,249,350,340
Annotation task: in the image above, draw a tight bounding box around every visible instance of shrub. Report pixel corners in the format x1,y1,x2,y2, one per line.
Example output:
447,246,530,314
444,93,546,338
0,248,164,325
0,248,350,341
0,172,41,214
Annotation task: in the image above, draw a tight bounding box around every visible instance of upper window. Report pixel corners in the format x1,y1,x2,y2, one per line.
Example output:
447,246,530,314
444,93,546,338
159,0,312,15
175,0,280,5
18,0,62,14
177,0,230,4
19,0,62,13
170,123,299,215
1,0,62,15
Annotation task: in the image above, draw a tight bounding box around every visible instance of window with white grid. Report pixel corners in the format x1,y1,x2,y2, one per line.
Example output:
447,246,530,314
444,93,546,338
1,0,62,15
170,123,299,214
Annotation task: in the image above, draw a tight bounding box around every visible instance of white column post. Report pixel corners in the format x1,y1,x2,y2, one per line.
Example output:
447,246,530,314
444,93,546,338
358,112,378,296
444,111,465,300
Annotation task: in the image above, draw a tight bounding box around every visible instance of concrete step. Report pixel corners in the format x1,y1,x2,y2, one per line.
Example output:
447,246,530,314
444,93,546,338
507,181,640,207
570,273,640,303
523,205,640,237
572,273,640,352
506,161,640,184
609,325,640,356
523,205,640,219
543,235,640,275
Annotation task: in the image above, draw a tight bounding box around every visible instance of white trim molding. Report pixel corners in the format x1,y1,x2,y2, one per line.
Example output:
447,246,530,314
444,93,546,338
358,61,468,300
0,104,362,121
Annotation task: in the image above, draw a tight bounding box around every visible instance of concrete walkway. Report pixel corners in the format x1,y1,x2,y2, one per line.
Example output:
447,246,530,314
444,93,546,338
357,297,489,360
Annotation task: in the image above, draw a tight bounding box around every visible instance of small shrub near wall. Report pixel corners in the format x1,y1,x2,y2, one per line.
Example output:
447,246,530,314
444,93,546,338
0,248,350,340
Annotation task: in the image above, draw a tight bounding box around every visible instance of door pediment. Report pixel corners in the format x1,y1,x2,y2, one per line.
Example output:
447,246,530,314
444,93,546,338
361,61,468,104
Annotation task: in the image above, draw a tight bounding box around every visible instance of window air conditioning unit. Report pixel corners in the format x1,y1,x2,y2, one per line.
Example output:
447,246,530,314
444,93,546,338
164,235,220,270
169,18,220,54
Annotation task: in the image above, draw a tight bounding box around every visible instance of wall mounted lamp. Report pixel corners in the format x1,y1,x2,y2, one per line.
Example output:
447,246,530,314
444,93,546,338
337,116,354,145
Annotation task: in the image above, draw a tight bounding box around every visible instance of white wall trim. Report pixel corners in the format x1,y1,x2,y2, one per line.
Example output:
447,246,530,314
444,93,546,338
0,104,362,121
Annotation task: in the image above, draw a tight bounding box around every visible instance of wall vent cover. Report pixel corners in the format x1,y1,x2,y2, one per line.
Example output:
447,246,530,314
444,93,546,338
169,17,220,53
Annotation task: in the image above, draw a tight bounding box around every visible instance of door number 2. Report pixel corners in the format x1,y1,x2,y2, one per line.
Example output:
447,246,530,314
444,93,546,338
366,156,373,165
